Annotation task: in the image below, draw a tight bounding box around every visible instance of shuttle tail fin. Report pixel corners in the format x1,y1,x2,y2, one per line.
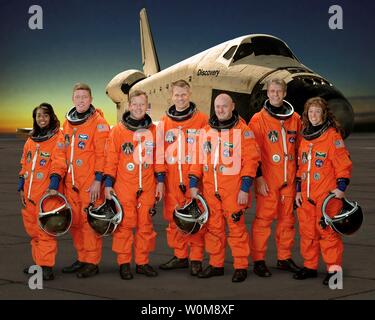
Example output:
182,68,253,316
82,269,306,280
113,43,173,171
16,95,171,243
140,8,160,76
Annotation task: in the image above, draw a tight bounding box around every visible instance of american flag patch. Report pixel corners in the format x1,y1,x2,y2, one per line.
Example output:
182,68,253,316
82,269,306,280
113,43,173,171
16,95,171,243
244,130,254,139
97,124,109,132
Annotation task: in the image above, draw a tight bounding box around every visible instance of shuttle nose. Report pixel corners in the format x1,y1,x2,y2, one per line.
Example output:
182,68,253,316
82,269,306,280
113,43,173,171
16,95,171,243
286,76,354,138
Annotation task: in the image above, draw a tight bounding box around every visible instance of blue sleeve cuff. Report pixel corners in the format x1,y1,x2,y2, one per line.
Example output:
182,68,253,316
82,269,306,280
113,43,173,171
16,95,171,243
95,172,103,182
17,176,25,192
189,175,199,189
156,172,165,183
48,174,61,190
104,176,114,188
337,178,349,192
296,179,301,192
240,176,253,192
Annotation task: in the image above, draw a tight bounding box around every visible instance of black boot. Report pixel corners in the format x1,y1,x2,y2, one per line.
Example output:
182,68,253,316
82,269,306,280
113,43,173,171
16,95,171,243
136,264,158,277
190,261,203,276
197,265,224,278
293,267,318,280
42,266,55,281
62,260,85,273
119,263,133,280
23,266,31,274
232,269,247,283
159,256,189,270
277,258,301,273
76,263,99,278
323,271,337,286
253,260,272,277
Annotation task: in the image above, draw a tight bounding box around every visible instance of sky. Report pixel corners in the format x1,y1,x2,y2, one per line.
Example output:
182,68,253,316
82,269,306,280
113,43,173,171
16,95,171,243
0,0,374,132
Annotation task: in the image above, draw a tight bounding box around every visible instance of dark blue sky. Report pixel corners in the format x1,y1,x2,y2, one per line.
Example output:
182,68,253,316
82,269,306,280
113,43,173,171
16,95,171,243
0,0,374,129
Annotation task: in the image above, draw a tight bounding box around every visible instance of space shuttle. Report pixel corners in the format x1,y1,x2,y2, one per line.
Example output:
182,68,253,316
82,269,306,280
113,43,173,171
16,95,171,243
106,8,354,137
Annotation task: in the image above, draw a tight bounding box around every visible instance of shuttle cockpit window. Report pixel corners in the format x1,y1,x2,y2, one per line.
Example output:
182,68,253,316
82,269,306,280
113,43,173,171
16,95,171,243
232,37,297,62
223,46,237,60
232,43,254,62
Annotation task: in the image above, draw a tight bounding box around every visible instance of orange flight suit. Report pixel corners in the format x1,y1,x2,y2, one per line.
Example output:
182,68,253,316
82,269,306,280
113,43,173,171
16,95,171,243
297,127,352,270
19,129,66,267
62,108,110,265
249,108,302,261
189,117,260,269
158,108,208,261
104,118,164,265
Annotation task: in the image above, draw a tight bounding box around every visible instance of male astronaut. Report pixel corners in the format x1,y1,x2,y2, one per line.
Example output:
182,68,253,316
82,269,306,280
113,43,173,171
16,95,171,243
249,78,301,277
189,93,259,282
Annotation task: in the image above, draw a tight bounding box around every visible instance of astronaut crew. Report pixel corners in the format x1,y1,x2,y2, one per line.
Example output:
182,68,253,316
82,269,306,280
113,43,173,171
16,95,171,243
19,78,352,285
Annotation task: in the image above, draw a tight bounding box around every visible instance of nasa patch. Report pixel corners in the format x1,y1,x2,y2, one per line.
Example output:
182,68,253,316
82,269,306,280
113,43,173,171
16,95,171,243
39,159,47,167
315,159,324,168
223,149,231,157
186,137,194,144
78,141,85,149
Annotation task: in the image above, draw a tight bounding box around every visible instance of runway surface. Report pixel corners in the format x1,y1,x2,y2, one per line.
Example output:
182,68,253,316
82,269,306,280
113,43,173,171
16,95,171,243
0,133,374,300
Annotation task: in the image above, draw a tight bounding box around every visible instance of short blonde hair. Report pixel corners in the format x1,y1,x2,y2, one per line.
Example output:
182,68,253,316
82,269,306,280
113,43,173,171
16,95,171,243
266,78,287,92
171,79,190,91
73,83,92,96
129,90,148,103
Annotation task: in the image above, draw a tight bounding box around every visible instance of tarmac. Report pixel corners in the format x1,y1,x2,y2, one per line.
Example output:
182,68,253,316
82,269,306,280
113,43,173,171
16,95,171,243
0,132,374,300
